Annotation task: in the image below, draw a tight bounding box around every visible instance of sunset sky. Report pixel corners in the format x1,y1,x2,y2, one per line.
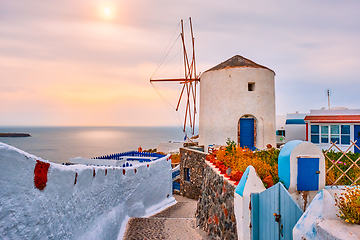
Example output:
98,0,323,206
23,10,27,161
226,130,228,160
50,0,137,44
1,0,360,128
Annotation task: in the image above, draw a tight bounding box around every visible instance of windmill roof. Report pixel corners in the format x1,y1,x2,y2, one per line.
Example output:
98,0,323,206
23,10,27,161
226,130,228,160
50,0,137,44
205,55,275,75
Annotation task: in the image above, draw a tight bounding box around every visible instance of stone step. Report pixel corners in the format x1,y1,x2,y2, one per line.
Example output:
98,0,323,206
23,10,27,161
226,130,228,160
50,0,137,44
122,195,215,240
122,217,210,240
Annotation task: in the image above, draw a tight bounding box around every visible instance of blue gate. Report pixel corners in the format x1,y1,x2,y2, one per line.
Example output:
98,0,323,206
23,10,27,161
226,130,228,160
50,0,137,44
251,183,303,240
240,118,255,150
354,125,360,154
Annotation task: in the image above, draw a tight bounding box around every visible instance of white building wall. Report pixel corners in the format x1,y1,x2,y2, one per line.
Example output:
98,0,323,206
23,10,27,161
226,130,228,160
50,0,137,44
286,125,306,142
199,67,276,150
285,113,307,142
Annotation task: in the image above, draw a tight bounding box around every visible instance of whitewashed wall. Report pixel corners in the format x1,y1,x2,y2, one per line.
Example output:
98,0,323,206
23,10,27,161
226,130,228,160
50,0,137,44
199,67,276,151
234,166,266,240
0,142,175,240
293,188,360,240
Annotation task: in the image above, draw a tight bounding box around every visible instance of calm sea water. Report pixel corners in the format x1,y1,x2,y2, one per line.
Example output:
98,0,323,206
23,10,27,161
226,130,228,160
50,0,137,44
0,126,187,164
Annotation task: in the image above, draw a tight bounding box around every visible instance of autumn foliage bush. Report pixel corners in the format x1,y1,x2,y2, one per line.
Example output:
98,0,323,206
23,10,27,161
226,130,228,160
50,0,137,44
210,139,279,187
170,153,181,164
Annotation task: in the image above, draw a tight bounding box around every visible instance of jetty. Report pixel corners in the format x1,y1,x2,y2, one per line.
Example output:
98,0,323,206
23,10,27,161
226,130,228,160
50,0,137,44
0,133,31,137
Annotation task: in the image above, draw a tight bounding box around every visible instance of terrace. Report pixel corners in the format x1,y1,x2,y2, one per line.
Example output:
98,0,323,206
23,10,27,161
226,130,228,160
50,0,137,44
69,151,167,167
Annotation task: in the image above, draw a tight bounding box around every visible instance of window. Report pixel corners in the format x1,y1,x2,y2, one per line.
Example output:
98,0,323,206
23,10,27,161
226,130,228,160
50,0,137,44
341,125,350,144
312,124,351,145
248,82,255,91
321,126,329,143
330,125,340,144
276,130,285,137
311,125,319,144
184,168,190,182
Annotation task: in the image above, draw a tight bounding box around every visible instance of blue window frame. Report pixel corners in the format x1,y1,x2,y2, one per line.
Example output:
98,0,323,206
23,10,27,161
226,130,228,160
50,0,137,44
311,124,351,145
330,125,340,144
311,125,320,144
341,125,350,144
321,126,329,143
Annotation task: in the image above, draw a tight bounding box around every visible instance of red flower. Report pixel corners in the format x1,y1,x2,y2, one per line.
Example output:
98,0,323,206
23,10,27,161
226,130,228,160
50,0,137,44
219,165,227,174
263,175,274,188
230,171,243,182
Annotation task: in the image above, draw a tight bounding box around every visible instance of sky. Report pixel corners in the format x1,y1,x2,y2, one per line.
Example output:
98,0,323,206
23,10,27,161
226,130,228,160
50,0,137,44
1,0,360,128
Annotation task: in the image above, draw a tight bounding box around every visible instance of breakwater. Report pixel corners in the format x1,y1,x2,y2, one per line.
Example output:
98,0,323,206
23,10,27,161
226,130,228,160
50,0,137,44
0,133,31,137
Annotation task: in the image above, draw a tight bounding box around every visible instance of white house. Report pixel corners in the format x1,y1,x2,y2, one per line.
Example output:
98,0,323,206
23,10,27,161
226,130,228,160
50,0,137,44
304,108,360,153
285,113,308,143
199,55,276,151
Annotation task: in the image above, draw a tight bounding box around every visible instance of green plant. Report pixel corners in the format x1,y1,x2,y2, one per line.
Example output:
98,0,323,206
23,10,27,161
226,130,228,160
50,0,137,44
335,187,360,224
225,138,237,156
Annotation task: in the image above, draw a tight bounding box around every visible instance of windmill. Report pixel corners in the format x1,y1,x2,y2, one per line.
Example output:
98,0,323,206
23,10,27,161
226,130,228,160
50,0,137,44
150,18,200,135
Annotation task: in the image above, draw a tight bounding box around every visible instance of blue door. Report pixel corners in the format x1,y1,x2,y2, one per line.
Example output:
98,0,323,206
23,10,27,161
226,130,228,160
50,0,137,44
354,125,360,154
240,118,254,150
251,183,303,240
297,158,319,191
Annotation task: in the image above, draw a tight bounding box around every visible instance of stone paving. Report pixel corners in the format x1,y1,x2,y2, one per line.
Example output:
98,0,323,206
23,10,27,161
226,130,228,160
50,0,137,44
123,195,215,240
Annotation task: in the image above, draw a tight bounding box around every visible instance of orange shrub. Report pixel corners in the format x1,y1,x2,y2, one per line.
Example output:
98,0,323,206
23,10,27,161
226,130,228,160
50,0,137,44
230,171,243,182
216,145,279,186
171,153,180,164
217,146,272,180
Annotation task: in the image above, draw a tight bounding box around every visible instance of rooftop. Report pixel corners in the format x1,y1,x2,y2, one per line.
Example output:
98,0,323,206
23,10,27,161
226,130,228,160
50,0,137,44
205,55,275,74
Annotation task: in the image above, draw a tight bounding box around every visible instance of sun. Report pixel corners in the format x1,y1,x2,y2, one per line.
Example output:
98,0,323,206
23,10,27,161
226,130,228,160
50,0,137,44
104,7,111,16
100,5,114,20
98,2,118,20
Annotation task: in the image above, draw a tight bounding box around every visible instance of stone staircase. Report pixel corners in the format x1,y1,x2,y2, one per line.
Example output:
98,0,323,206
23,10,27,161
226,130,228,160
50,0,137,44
123,195,213,240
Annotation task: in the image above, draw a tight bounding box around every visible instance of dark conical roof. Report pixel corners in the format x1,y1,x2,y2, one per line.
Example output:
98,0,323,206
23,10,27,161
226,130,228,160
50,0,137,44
205,55,275,75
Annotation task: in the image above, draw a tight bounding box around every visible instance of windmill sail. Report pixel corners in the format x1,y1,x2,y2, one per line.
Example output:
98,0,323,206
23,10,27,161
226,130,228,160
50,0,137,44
150,18,200,135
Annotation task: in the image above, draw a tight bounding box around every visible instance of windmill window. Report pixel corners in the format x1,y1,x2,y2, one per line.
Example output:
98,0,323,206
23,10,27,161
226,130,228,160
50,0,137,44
248,82,255,91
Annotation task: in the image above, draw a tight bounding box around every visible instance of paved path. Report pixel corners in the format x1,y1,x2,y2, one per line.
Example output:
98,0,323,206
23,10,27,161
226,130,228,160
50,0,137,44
123,195,212,240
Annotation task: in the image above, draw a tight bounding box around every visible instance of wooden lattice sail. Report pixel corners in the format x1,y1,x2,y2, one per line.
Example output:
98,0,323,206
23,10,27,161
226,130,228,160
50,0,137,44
150,18,200,135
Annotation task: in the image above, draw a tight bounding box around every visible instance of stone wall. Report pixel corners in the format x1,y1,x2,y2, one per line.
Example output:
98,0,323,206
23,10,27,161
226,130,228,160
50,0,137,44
179,147,207,200
196,162,237,240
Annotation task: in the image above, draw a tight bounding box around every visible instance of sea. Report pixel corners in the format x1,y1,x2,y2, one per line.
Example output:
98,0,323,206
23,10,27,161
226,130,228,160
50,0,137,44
0,126,188,164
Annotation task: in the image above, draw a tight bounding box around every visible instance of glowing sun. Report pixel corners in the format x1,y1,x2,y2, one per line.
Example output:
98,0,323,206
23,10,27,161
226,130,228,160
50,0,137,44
104,7,111,16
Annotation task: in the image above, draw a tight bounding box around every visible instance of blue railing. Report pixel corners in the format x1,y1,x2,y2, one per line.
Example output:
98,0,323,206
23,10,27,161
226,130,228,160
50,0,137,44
172,169,180,179
173,181,180,191
92,151,166,160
